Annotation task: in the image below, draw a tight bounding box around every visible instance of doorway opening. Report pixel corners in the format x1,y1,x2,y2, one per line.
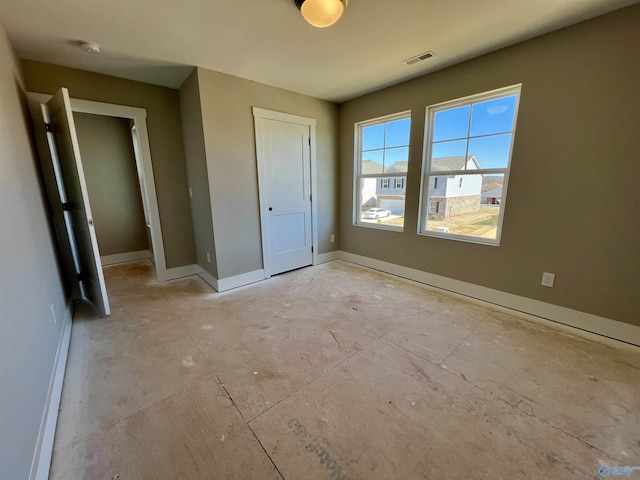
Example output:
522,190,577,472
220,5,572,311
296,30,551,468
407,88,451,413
74,112,153,267
28,90,168,316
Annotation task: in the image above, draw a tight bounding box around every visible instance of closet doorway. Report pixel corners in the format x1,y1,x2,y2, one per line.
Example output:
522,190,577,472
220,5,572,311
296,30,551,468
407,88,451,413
28,91,168,315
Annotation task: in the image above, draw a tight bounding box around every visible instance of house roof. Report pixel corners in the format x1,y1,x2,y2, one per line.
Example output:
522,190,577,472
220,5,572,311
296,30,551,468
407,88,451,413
367,157,484,175
385,161,408,173
431,155,482,172
482,187,503,198
361,160,384,175
482,182,502,192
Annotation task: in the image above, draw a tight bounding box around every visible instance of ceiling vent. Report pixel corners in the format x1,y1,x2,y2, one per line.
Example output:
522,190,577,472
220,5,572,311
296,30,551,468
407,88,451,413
404,51,436,65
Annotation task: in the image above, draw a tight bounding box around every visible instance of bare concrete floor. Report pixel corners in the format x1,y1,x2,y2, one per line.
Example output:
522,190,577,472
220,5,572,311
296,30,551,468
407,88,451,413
50,260,640,479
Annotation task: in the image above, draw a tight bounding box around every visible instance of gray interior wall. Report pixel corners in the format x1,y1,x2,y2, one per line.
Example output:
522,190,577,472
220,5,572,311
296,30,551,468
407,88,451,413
21,60,196,268
196,67,340,279
74,112,149,257
339,4,640,326
0,22,68,479
178,70,217,277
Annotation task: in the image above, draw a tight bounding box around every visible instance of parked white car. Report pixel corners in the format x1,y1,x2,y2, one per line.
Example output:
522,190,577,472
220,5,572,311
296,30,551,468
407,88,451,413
364,208,391,219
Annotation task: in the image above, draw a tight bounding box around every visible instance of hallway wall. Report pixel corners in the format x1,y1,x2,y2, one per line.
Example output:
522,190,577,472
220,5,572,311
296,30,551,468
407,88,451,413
74,112,150,257
0,21,68,479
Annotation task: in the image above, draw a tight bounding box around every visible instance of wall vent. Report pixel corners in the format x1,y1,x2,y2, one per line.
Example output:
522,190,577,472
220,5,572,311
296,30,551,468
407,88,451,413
404,51,436,65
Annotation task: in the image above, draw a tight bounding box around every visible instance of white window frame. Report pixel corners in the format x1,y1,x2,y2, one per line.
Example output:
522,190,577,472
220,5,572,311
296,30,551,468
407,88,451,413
418,84,521,246
429,200,439,214
354,111,411,231
381,178,390,189
394,178,404,189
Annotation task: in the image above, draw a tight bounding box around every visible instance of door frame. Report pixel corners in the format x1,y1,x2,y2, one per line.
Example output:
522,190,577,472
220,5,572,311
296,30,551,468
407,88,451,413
253,107,319,278
28,92,169,282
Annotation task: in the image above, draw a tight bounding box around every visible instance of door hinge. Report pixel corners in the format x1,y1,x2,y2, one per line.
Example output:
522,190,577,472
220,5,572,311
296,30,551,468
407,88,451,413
308,138,311,146
311,245,314,253
77,272,83,282
45,123,53,133
61,202,71,211
309,194,312,202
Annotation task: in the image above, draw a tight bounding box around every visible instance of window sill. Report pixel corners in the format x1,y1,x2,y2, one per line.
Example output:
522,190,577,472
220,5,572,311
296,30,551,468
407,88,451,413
418,230,500,246
354,222,404,233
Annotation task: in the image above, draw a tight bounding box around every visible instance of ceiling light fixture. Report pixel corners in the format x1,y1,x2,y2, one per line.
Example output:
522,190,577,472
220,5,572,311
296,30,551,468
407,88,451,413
79,41,101,54
294,0,349,28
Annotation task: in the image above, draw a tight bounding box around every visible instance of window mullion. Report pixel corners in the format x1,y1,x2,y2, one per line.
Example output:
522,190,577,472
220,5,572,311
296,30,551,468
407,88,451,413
464,103,472,171
382,122,387,171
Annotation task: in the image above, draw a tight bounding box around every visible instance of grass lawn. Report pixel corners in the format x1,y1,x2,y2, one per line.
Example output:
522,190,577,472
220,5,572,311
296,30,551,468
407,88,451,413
359,205,500,238
473,207,500,226
427,205,501,238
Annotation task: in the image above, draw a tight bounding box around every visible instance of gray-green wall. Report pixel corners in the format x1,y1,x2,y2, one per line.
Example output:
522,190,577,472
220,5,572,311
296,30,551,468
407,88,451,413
21,60,196,268
74,112,149,257
178,70,218,278
185,67,340,280
0,21,68,479
339,4,640,326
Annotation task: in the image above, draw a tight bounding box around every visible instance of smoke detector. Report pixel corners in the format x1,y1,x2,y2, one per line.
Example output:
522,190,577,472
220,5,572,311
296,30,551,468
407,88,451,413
404,51,436,65
79,42,101,54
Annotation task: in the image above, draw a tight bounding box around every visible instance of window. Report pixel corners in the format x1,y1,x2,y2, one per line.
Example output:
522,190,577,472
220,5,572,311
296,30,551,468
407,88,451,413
420,85,521,245
355,111,411,230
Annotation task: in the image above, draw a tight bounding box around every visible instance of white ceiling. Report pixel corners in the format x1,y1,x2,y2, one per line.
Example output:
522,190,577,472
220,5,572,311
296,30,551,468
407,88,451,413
0,0,636,102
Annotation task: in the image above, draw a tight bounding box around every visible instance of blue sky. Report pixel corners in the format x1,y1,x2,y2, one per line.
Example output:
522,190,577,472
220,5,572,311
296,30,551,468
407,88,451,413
362,95,517,171
362,118,411,170
432,95,517,169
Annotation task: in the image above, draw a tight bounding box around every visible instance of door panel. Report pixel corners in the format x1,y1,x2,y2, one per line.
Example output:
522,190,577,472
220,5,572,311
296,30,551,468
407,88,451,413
257,118,312,276
271,127,306,203
275,213,307,253
28,96,82,302
44,88,110,316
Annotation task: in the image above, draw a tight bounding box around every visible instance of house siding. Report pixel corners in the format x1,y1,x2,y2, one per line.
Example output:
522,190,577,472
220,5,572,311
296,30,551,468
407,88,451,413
446,173,483,198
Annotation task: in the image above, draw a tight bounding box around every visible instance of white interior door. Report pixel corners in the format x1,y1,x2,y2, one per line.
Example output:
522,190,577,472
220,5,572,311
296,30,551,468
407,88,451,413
43,88,110,316
131,125,155,255
255,114,313,277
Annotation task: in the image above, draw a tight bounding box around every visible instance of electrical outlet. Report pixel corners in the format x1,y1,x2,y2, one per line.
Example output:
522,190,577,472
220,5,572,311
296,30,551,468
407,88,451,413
330,234,335,243
541,272,555,288
50,304,56,324
206,252,211,263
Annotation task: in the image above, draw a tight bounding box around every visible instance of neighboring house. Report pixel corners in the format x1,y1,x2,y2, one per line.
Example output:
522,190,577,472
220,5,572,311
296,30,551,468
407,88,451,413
427,156,483,219
376,161,407,214
360,159,381,209
371,157,484,218
481,186,503,205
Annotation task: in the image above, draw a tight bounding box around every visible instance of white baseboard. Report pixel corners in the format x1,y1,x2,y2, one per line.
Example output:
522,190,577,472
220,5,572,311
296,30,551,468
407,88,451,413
157,264,200,282
101,249,152,266
195,267,265,292
30,301,74,480
314,250,340,265
197,268,219,292
217,269,265,292
339,251,640,347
